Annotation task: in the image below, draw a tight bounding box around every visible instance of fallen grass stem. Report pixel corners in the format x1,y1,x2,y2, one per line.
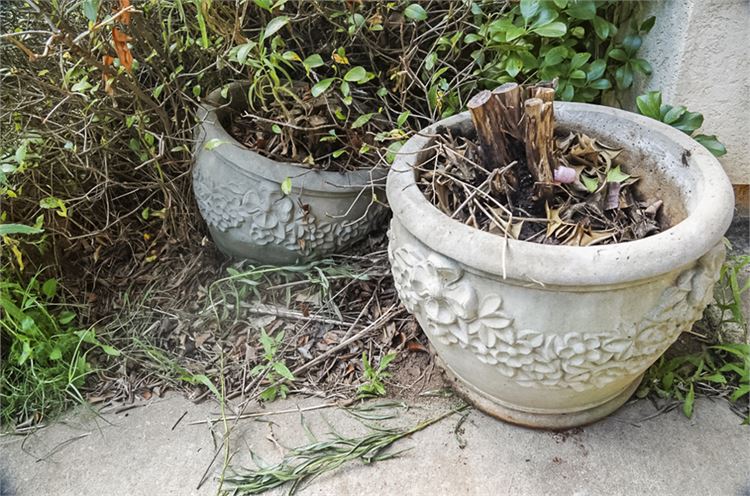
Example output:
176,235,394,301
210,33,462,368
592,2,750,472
188,400,355,426
224,402,468,495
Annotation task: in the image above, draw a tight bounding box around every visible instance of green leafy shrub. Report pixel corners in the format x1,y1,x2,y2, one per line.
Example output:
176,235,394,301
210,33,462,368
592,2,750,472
638,344,749,422
0,269,119,427
636,90,727,157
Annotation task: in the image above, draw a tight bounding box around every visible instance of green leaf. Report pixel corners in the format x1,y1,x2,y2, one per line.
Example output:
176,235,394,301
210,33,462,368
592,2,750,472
559,83,574,101
552,0,568,7
566,0,596,20
385,141,404,164
82,0,99,23
191,374,221,399
281,177,292,195
592,16,610,39
58,311,76,325
332,148,347,158
702,373,727,384
622,34,643,56
262,16,289,41
636,91,662,119
15,142,27,164
640,16,656,34
630,58,652,75
569,69,586,80
282,51,301,62
311,78,334,97
425,52,438,70
404,3,428,21
340,80,350,97
530,6,559,29
544,46,567,66
505,25,527,41
520,0,540,20
506,55,523,78
254,0,272,11
71,78,93,93
587,59,607,81
606,165,631,183
662,105,687,124
615,64,634,89
303,54,325,71
582,175,598,192
236,43,254,64
0,223,43,237
39,196,67,217
589,78,611,90
730,385,750,402
271,124,282,134
672,111,704,134
532,22,567,38
343,66,367,82
608,48,628,62
18,341,32,365
351,112,375,129
570,52,591,70
204,138,229,150
42,278,57,299
694,134,727,157
49,347,63,360
464,33,482,44
683,383,695,418
100,345,121,357
397,111,410,127
272,361,295,380
379,352,397,371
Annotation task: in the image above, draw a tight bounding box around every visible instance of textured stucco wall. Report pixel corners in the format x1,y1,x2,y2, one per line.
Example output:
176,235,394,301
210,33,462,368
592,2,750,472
633,0,749,185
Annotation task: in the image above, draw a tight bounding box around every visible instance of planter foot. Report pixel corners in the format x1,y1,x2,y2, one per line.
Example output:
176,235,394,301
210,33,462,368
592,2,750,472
440,361,641,430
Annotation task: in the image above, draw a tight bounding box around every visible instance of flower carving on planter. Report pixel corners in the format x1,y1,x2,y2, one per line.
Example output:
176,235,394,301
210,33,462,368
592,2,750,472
389,234,723,392
193,168,255,231
242,184,304,250
194,167,385,256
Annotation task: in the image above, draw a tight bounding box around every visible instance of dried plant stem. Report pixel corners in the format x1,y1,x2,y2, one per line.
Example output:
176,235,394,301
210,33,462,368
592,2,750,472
523,97,556,200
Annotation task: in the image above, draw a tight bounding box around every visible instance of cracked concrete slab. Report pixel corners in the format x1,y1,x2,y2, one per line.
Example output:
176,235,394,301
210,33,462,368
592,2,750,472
1,394,748,496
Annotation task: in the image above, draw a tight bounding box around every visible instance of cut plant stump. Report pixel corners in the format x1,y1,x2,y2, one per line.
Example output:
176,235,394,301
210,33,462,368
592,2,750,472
523,97,555,200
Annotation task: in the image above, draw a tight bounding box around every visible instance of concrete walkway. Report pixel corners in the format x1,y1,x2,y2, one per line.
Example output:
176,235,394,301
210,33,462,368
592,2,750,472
2,393,748,496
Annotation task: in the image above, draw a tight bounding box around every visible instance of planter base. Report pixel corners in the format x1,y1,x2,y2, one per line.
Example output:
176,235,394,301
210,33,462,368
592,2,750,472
439,358,641,430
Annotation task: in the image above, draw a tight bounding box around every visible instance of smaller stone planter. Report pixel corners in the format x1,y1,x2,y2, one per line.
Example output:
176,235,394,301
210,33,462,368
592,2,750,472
193,82,387,264
387,104,734,429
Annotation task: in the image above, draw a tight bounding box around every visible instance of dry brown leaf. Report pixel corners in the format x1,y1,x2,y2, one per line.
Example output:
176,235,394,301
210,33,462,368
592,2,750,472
112,28,133,72
102,55,115,95
119,0,131,25
406,340,429,353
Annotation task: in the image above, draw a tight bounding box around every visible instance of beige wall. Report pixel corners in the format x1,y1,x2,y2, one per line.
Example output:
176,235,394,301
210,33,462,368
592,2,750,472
633,0,749,185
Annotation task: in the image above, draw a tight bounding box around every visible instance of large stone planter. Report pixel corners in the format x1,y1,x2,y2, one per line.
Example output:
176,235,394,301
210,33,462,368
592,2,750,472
386,104,734,429
193,82,387,264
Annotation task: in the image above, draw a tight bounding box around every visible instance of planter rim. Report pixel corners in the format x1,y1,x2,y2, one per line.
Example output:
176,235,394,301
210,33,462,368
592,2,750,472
197,82,386,195
386,103,734,286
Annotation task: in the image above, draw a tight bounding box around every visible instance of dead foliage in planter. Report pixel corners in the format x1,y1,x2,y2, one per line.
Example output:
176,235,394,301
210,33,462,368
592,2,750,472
228,86,386,171
417,83,666,246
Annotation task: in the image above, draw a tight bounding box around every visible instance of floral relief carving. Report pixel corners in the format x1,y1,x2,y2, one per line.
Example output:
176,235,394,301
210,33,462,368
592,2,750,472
389,232,723,391
193,168,384,256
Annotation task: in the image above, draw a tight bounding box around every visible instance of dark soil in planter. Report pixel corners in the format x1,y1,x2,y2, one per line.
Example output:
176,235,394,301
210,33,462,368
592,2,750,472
416,120,667,246
226,85,387,172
